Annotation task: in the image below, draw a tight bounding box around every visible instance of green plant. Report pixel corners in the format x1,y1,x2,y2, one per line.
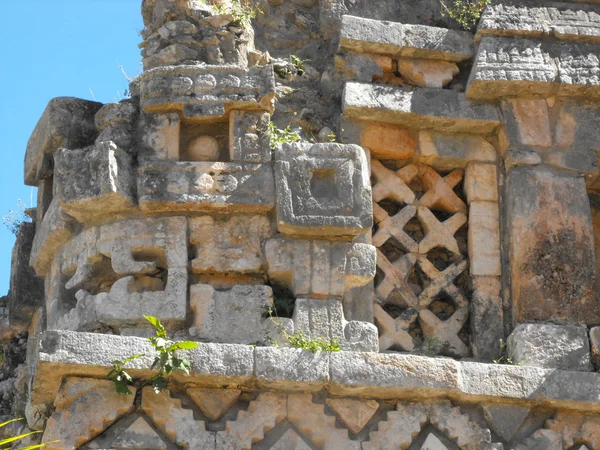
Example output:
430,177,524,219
290,54,306,75
493,339,519,365
213,0,263,30
2,200,31,236
0,418,50,449
439,0,491,32
267,121,301,149
422,335,441,356
106,316,200,394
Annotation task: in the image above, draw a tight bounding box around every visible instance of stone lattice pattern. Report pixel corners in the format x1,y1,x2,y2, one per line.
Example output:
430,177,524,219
371,159,469,356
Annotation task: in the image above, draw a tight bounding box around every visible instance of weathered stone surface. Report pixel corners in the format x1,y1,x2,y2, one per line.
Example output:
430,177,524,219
229,110,271,163
24,97,102,186
506,166,598,324
418,132,497,170
142,388,215,449
482,403,531,443
111,416,167,450
470,276,504,362
7,222,44,331
363,402,427,450
187,388,241,421
478,2,600,43
326,398,379,434
256,347,330,390
468,202,501,277
288,393,361,450
340,15,474,62
139,112,180,161
398,58,459,88
216,392,286,450
95,101,138,150
428,401,495,449
270,429,312,450
54,142,137,223
513,429,562,450
359,122,417,160
508,323,592,371
343,82,501,133
464,163,498,204
189,284,273,344
265,236,376,297
189,215,272,274
42,378,135,450
274,142,373,236
502,98,553,148
139,65,275,118
468,36,600,99
546,410,600,449
138,161,275,213
30,199,77,277
420,433,449,450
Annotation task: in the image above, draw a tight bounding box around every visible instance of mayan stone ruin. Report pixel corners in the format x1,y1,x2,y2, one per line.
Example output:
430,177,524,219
4,0,600,448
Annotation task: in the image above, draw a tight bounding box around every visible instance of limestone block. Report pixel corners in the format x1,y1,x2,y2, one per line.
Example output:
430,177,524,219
143,43,199,70
418,132,497,170
398,58,459,88
343,82,501,134
478,2,600,43
138,161,275,213
270,429,312,450
189,215,272,274
506,166,598,324
54,142,137,223
546,410,600,449
229,110,271,163
274,142,373,236
265,236,376,297
508,323,592,371
141,388,215,449
326,398,379,434
189,284,273,344
468,202,501,277
288,393,361,450
95,101,138,150
340,15,474,62
139,65,276,119
420,433,449,449
255,347,330,390
24,97,102,186
30,199,77,277
513,429,562,450
464,163,498,204
359,122,417,160
139,113,180,161
187,388,241,421
502,98,552,148
7,222,44,331
288,298,379,352
42,377,135,450
216,392,286,450
555,42,600,98
111,416,168,449
482,403,530,443
470,277,504,362
363,402,428,450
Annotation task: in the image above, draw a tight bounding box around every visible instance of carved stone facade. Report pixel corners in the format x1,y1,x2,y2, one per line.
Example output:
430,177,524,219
4,0,600,448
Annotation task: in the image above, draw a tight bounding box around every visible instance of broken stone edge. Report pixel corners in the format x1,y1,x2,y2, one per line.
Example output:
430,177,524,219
32,330,600,412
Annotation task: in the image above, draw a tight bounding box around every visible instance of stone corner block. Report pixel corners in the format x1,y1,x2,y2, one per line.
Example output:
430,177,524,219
274,142,373,236
507,323,592,372
25,97,103,186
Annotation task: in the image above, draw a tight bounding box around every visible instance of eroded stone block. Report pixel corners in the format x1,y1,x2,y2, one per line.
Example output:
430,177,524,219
326,398,379,434
343,82,501,134
54,142,137,223
139,113,180,161
95,101,138,151
468,202,501,277
274,142,372,236
229,110,271,163
418,132,497,170
398,58,459,88
359,122,417,160
470,276,503,362
189,215,272,274
42,377,135,450
508,323,592,371
502,98,552,148
464,163,498,204
265,236,376,298
189,284,273,344
139,65,276,118
138,161,275,213
506,166,598,324
24,97,102,186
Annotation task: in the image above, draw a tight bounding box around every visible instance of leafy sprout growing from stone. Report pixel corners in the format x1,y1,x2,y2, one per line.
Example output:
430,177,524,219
106,315,200,394
267,121,301,149
493,339,519,365
439,0,491,32
212,0,263,30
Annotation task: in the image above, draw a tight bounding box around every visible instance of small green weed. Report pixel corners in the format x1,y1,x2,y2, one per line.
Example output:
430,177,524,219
106,315,200,394
267,121,301,149
493,339,519,365
213,0,263,30
286,330,341,353
2,200,31,236
439,0,491,32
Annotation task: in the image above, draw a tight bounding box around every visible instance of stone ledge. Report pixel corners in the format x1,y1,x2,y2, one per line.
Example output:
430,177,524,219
477,1,600,43
342,82,501,133
340,15,474,62
33,330,600,412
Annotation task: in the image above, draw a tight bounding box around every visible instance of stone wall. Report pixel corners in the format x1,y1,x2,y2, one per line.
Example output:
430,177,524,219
4,0,600,448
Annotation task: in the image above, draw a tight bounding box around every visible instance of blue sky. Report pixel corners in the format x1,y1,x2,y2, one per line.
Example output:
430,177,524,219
0,1,143,294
